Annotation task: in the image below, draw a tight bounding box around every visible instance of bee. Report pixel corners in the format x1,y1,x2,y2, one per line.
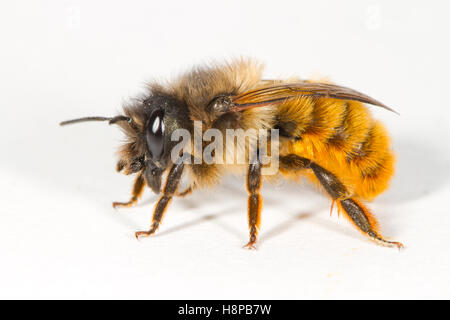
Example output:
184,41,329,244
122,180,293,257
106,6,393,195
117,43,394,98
61,59,403,249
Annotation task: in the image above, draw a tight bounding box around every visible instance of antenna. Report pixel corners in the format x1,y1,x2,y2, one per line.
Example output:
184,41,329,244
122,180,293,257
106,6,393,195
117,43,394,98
59,115,130,126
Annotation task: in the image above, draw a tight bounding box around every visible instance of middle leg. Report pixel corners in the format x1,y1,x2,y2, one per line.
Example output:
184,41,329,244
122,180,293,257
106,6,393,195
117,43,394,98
244,160,263,249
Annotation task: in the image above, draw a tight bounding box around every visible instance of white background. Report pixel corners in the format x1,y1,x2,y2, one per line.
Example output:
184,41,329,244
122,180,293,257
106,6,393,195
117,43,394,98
1,0,449,299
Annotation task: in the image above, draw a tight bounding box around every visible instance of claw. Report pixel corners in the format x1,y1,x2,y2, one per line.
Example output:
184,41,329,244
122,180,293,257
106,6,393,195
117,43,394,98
135,231,152,240
243,242,257,250
113,201,133,208
391,241,405,250
372,236,405,250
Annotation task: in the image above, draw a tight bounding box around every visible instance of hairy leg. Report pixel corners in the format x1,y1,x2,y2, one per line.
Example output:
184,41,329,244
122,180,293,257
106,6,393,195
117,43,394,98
244,161,263,249
135,162,184,239
113,173,145,208
337,198,403,248
280,154,403,248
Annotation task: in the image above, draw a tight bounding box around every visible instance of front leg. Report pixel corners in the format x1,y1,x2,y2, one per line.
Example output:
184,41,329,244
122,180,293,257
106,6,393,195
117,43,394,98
113,173,145,208
244,160,263,250
135,161,184,239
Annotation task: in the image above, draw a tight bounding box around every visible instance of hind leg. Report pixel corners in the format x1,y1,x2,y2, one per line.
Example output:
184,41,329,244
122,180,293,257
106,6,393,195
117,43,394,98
309,161,403,248
279,154,403,248
337,198,403,248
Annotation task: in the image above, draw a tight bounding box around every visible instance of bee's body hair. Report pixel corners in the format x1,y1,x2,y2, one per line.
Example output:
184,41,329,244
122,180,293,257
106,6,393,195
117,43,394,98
116,59,394,201
62,58,401,248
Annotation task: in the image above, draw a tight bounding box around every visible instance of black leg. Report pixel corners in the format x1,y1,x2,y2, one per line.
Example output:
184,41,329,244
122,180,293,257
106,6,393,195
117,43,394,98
339,198,403,248
135,162,184,239
280,154,403,248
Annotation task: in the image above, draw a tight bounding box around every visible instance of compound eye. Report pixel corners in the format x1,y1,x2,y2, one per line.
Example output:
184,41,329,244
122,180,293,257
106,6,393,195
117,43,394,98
146,110,165,160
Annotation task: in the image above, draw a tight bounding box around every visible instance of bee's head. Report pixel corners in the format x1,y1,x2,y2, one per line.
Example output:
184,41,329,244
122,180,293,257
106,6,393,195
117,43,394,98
60,88,191,194
116,91,191,193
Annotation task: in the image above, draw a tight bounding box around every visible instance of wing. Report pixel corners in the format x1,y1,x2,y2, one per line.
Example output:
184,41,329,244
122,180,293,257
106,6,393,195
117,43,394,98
229,82,397,114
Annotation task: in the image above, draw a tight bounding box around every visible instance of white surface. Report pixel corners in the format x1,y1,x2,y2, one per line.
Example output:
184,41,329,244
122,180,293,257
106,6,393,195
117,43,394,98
1,0,449,299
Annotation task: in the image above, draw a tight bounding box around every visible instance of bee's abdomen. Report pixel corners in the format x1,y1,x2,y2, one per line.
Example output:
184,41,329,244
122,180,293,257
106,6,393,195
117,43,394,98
346,120,395,199
279,97,394,200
